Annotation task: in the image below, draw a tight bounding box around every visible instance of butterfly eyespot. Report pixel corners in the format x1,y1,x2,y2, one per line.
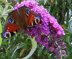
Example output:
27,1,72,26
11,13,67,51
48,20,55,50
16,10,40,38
7,17,14,23
3,32,11,38
26,8,30,16
35,16,41,24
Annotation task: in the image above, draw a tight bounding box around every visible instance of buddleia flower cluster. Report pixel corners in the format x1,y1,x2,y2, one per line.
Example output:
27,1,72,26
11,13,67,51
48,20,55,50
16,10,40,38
14,0,67,58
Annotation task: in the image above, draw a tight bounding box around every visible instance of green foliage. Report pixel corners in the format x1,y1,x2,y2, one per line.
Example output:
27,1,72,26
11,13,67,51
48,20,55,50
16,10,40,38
0,21,2,45
0,0,72,59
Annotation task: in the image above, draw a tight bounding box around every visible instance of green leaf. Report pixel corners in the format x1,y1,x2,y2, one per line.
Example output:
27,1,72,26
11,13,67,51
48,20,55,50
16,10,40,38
0,34,2,45
67,0,71,4
44,0,47,5
0,20,2,45
0,22,2,33
0,5,3,15
11,43,25,59
68,17,72,33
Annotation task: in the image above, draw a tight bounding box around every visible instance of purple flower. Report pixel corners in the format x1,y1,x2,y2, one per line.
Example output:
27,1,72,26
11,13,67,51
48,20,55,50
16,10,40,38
14,0,66,58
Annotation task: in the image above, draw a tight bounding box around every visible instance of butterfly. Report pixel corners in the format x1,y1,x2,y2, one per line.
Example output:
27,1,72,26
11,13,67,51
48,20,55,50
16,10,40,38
2,6,41,38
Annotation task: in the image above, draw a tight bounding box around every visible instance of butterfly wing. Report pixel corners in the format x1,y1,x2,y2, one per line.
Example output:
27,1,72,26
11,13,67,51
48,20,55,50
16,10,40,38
8,5,41,28
9,6,28,29
2,6,41,38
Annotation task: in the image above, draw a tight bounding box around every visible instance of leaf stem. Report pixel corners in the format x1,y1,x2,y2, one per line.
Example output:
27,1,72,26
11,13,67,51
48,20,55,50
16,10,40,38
22,37,37,59
17,37,37,59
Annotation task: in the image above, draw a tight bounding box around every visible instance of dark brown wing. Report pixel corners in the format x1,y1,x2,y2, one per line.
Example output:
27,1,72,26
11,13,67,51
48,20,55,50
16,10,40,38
9,6,28,29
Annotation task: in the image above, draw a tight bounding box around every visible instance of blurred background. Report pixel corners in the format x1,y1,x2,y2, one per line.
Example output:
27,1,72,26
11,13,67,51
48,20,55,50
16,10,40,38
0,0,72,59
